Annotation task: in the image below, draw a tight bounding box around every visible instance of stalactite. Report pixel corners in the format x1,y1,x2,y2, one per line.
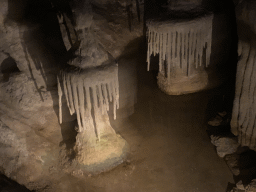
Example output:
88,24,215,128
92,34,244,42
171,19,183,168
102,83,109,111
178,31,181,68
167,47,171,82
114,74,120,110
146,14,214,81
181,31,184,68
192,30,196,62
195,30,198,68
78,80,85,132
63,73,72,114
97,84,104,114
187,31,191,76
67,74,75,115
57,63,119,135
147,31,151,71
159,33,163,72
171,31,175,63
72,76,82,132
163,33,167,63
198,30,202,67
184,31,187,65
57,75,63,124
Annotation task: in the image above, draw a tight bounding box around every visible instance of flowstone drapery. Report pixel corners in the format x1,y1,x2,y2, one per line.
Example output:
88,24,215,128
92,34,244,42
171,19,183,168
230,0,256,152
231,41,256,151
57,62,127,171
147,15,213,76
58,64,119,133
146,10,214,95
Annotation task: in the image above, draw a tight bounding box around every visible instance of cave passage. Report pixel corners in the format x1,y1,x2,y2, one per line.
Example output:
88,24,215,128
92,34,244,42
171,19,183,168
50,50,234,192
0,0,239,191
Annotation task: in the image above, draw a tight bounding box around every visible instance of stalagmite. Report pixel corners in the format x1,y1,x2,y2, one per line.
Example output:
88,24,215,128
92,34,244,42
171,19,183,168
57,63,119,136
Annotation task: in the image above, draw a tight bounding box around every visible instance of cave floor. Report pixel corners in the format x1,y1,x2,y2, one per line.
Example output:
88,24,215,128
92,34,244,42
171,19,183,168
52,64,234,192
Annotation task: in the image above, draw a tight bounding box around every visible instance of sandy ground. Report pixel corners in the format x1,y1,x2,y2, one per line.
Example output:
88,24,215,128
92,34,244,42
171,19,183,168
0,47,234,192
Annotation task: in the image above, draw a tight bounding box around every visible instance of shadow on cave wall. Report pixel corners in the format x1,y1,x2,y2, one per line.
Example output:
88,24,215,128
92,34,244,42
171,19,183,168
205,0,238,123
0,174,34,192
6,0,78,154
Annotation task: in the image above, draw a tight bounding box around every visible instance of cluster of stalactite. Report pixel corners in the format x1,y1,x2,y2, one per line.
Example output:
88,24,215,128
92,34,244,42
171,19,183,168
231,41,256,150
57,63,119,133
146,14,213,80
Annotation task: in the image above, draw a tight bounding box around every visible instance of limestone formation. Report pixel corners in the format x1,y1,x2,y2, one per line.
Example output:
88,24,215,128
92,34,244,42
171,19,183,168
211,135,239,158
231,0,256,151
146,14,213,76
56,0,128,172
58,63,119,135
146,0,218,95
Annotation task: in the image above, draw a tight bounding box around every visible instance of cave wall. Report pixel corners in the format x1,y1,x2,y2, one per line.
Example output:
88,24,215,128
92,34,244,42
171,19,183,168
0,0,143,189
231,0,256,150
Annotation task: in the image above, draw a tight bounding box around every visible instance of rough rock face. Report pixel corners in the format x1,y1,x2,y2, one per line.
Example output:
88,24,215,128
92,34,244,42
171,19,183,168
1,19,58,90
0,0,139,190
91,0,144,58
0,1,70,189
0,71,65,189
0,73,56,110
231,0,256,151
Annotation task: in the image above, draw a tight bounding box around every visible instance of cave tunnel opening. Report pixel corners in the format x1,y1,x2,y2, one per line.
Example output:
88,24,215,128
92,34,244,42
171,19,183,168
0,56,20,82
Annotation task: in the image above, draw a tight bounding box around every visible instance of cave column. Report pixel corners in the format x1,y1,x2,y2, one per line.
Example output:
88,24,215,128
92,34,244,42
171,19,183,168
56,0,128,173
146,0,232,95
